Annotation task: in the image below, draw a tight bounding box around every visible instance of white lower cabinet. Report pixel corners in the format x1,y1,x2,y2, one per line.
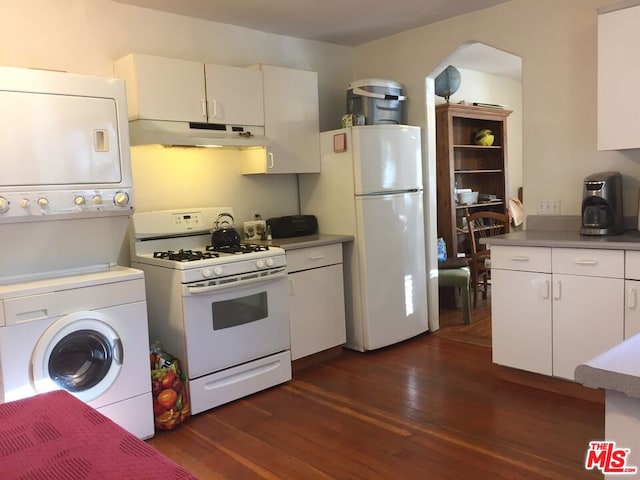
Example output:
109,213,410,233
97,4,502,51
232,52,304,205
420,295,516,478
625,251,640,339
491,245,624,381
287,244,346,360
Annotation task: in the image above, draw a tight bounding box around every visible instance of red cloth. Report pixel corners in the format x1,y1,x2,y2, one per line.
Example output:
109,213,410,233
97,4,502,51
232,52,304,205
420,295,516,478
0,391,198,479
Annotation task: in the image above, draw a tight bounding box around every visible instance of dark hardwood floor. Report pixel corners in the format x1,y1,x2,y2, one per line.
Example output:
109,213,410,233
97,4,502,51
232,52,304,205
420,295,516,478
147,296,605,479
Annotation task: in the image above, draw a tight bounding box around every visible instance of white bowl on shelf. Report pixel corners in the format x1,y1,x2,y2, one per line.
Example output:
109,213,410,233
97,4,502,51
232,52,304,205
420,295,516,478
457,191,479,205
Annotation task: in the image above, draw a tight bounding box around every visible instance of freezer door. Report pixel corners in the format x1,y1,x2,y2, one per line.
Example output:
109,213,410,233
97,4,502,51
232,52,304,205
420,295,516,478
354,190,428,350
351,125,422,194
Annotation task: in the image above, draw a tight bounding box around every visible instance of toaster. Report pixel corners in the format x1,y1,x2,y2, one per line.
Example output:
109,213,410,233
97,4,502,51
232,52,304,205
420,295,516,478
266,215,318,238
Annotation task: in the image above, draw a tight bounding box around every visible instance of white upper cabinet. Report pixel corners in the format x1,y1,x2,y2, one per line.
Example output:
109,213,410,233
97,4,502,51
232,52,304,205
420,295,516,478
204,63,264,126
242,64,320,174
114,53,264,126
597,4,640,150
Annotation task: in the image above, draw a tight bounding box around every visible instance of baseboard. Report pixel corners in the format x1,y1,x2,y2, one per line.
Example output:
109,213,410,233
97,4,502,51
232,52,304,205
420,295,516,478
497,365,605,404
292,346,344,375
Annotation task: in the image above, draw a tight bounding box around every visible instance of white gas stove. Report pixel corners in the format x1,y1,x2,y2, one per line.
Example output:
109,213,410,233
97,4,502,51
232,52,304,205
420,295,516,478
130,207,291,415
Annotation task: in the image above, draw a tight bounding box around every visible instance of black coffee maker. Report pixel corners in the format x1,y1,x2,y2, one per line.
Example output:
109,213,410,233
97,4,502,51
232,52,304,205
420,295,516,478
580,171,623,236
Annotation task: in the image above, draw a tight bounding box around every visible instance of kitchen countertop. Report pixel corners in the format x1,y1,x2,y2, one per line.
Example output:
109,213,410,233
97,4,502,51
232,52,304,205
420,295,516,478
251,234,354,251
481,229,640,250
575,334,640,400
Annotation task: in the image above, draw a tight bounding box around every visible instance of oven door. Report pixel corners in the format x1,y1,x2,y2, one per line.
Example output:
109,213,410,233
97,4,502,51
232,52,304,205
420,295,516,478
182,272,290,378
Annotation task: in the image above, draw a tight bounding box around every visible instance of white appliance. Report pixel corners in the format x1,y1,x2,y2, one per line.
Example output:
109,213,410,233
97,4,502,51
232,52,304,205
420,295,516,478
300,125,428,351
0,65,134,283
130,207,291,415
0,66,153,439
0,266,154,439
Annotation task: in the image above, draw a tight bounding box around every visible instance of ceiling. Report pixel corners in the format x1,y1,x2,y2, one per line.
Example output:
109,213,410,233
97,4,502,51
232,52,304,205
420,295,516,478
113,0,511,47
113,0,521,79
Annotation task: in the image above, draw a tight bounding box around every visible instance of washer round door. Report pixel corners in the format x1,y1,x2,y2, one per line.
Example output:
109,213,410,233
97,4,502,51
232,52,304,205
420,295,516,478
31,311,124,402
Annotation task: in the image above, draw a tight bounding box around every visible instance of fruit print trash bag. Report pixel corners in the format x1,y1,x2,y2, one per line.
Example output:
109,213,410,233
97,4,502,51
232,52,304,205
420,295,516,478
150,344,190,430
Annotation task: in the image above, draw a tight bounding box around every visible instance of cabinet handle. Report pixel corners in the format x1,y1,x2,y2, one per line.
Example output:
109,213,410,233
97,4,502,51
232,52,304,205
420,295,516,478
288,277,295,296
268,152,274,169
553,280,561,301
574,259,598,266
509,255,530,262
210,100,218,119
541,280,550,299
309,255,324,260
200,99,207,118
629,288,637,309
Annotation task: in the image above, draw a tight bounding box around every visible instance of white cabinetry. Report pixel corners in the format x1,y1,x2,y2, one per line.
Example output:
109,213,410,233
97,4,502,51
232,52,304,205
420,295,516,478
597,4,640,150
286,243,346,360
491,246,552,375
492,246,624,380
114,53,264,126
625,251,640,339
242,64,320,174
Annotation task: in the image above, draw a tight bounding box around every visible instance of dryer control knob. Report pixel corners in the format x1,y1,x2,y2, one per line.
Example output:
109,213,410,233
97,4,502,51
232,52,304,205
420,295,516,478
214,266,224,276
74,195,86,206
113,191,129,207
0,197,8,214
20,198,30,208
37,197,49,208
266,258,275,267
202,268,212,278
93,195,103,205
256,259,265,269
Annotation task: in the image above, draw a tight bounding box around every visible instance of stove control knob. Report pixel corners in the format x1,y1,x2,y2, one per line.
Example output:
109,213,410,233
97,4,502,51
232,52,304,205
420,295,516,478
266,258,275,267
93,195,103,205
113,191,129,207
214,266,224,276
0,197,8,214
202,268,212,278
20,198,30,208
37,197,49,208
74,195,86,206
256,259,265,269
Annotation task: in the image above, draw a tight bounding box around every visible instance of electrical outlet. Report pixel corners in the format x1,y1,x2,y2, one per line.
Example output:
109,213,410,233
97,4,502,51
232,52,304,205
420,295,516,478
536,199,560,215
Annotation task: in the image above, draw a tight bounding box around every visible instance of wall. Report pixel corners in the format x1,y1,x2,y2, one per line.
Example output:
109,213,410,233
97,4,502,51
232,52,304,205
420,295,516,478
0,0,353,222
353,0,640,220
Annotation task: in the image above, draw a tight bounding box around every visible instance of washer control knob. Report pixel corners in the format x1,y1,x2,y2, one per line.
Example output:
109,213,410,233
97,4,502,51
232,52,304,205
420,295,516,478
214,266,224,276
93,195,103,205
256,259,265,269
202,268,212,278
266,257,275,267
113,191,129,207
37,197,49,208
0,197,8,214
74,195,86,206
20,198,30,208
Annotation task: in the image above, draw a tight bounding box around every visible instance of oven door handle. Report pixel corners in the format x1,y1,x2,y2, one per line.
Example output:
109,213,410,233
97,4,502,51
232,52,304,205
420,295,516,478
185,269,287,295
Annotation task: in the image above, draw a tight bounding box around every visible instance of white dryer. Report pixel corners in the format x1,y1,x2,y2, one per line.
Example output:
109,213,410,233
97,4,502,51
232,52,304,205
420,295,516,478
0,266,154,440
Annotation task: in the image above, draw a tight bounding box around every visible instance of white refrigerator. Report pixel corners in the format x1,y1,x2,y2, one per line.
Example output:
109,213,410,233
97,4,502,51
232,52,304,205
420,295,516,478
299,125,428,351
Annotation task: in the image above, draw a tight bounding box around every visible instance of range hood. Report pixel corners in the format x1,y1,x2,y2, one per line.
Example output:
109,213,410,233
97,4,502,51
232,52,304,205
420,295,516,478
128,119,270,148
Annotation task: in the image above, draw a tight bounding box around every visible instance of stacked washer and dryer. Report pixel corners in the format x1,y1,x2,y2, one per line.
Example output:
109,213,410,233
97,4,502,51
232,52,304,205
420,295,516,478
0,66,154,439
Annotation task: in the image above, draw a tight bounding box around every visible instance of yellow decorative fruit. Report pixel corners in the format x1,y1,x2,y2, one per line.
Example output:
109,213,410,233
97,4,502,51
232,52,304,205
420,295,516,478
475,129,494,146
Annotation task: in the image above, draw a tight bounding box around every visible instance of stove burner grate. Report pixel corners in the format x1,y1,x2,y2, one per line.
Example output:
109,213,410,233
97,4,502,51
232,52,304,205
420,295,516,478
206,244,270,255
153,249,220,262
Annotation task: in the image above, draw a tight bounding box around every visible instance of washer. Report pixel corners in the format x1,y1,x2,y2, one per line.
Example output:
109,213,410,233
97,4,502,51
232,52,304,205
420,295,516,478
0,266,154,440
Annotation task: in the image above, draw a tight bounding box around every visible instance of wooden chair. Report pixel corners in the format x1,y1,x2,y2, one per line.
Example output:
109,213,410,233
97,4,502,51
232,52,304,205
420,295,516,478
464,210,510,308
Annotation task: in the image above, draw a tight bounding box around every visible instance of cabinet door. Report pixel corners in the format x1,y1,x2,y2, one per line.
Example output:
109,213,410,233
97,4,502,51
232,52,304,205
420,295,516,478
114,54,206,123
552,274,624,380
204,64,264,126
598,5,640,150
289,264,346,360
491,269,552,375
261,65,320,174
625,280,640,339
